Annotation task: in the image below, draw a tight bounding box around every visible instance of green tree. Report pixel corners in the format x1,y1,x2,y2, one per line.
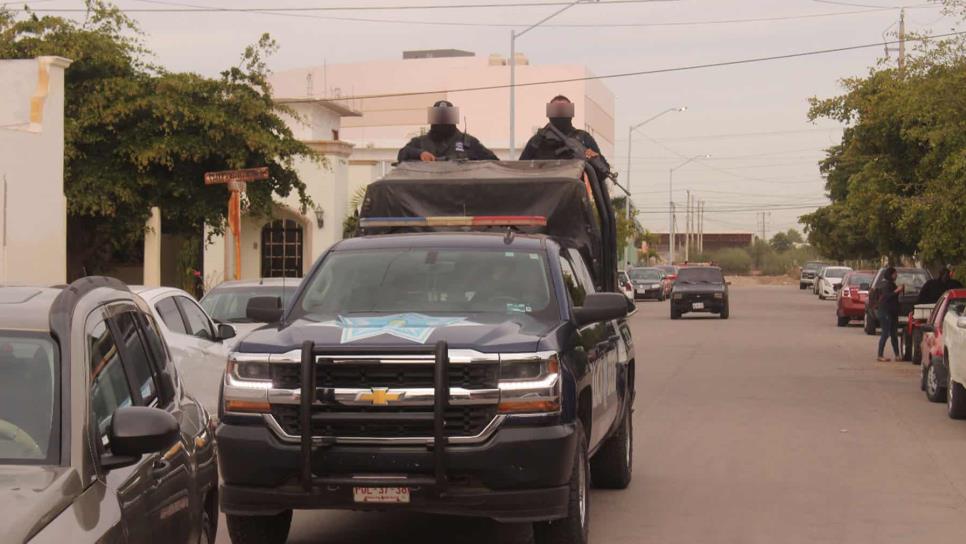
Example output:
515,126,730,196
1,2,319,278
612,196,645,265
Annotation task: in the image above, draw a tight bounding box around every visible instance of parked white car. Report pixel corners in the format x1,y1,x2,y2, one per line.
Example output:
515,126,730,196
131,286,236,412
817,266,852,300
942,299,966,419
199,277,299,344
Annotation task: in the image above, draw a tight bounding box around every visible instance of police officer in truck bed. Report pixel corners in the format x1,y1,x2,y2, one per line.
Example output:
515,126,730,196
520,95,610,169
397,100,498,162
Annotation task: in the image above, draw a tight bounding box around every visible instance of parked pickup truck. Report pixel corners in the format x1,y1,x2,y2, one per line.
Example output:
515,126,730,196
864,267,932,335
217,161,636,544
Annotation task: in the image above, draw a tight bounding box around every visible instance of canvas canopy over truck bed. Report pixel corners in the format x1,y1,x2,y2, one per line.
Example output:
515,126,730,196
358,159,618,292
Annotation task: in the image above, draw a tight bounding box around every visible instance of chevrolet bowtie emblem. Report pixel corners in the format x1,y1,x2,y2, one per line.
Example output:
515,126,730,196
357,388,402,406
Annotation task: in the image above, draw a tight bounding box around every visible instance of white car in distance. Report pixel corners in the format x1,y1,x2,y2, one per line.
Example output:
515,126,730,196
817,266,852,300
132,286,236,412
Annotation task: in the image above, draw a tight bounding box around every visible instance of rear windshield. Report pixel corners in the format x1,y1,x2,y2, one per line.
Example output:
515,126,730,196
847,274,873,286
803,262,824,271
896,270,930,291
202,284,298,323
293,248,558,323
0,332,59,465
629,269,663,281
825,268,850,279
676,267,725,284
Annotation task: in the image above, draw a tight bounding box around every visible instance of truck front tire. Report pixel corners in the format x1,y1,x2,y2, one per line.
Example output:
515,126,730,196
226,510,292,544
533,423,590,544
590,407,632,490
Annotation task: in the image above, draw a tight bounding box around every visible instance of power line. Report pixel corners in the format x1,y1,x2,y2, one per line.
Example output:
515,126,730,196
285,29,966,102
14,1,941,28
11,0,677,12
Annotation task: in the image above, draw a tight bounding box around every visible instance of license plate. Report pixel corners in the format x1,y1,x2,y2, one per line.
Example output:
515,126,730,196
692,302,704,310
636,288,645,294
353,487,410,504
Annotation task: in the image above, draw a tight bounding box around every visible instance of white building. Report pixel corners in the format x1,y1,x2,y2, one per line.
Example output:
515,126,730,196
269,50,616,200
201,98,360,283
0,57,71,285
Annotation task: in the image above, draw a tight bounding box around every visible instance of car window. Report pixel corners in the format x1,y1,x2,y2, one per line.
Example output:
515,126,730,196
156,297,187,334
138,312,169,370
89,319,133,447
114,312,158,405
847,274,873,287
0,332,59,464
567,249,597,295
177,296,213,340
931,295,948,327
558,255,586,306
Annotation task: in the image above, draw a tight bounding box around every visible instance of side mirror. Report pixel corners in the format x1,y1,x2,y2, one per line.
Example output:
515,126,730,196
573,293,629,327
246,296,283,323
860,283,871,291
726,281,732,286
834,283,843,290
101,406,179,471
626,297,637,316
216,323,237,341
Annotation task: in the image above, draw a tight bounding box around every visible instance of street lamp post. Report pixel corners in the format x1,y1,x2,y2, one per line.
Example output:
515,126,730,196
668,154,709,263
624,106,686,266
510,0,596,157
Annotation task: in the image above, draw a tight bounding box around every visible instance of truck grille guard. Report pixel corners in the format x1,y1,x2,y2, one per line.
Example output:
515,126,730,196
297,340,452,495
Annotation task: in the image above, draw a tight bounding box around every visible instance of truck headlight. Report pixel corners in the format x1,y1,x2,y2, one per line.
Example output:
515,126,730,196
714,293,724,299
223,354,274,414
498,352,560,414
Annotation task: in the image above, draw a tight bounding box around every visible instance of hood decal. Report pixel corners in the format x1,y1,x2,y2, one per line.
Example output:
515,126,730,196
313,313,476,344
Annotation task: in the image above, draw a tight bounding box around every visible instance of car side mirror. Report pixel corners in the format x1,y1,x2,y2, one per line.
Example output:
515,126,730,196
860,283,871,291
101,406,179,471
726,281,732,286
626,297,637,316
216,323,237,341
246,296,283,323
573,293,629,327
834,283,843,290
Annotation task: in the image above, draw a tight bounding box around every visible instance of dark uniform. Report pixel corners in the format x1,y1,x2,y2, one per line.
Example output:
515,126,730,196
397,128,498,162
520,123,612,181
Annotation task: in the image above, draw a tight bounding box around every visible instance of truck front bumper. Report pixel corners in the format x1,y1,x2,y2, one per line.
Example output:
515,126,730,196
217,420,576,523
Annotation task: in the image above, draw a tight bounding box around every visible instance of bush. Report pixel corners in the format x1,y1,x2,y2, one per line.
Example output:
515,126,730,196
711,248,752,274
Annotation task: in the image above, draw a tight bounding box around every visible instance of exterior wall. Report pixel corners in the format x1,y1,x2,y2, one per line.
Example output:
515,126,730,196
201,102,353,284
0,57,71,285
269,54,616,198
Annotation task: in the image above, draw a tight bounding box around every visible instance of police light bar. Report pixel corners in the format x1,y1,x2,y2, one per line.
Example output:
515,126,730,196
360,216,547,228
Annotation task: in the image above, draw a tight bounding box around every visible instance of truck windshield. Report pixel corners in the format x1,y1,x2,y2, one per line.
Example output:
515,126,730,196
295,248,558,321
0,332,59,465
676,268,725,284
629,269,662,281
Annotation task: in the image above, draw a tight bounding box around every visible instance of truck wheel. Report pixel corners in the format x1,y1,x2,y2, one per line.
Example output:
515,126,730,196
590,407,632,489
948,378,966,420
720,304,729,319
799,282,806,290
670,307,680,320
911,331,922,365
533,424,590,544
863,313,876,336
925,361,946,403
837,315,849,327
901,330,912,362
226,511,292,544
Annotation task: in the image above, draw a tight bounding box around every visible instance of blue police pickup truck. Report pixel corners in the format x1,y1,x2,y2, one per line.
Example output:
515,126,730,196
216,161,636,544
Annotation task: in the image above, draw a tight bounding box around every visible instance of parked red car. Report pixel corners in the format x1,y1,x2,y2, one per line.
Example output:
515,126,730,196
920,289,966,402
836,270,875,327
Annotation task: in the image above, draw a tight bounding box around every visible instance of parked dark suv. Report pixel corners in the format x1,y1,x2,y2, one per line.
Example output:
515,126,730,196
0,277,218,543
864,267,932,335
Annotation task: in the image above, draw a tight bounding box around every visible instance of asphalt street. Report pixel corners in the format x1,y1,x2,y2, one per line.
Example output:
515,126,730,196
216,285,966,543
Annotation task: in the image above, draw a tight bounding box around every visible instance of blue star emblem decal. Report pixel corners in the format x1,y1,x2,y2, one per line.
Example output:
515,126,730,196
316,313,475,344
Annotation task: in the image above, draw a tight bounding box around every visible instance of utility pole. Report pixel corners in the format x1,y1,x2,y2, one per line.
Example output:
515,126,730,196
685,190,691,261
698,200,704,256
899,7,906,72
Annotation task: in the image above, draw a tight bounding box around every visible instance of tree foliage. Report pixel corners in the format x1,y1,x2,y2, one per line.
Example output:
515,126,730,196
802,8,966,266
612,196,646,264
0,2,320,277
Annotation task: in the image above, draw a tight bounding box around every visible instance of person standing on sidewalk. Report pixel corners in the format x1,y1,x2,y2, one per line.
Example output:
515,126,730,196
877,266,904,362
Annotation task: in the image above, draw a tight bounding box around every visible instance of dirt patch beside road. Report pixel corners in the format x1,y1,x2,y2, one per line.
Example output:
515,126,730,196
726,274,796,287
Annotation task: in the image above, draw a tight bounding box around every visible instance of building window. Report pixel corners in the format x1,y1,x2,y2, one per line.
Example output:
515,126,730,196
332,128,340,141
261,219,304,278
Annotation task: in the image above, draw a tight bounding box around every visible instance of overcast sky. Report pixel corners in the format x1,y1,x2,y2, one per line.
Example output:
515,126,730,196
9,0,959,236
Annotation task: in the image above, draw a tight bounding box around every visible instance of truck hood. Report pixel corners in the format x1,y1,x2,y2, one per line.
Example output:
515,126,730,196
0,465,81,542
238,312,554,353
